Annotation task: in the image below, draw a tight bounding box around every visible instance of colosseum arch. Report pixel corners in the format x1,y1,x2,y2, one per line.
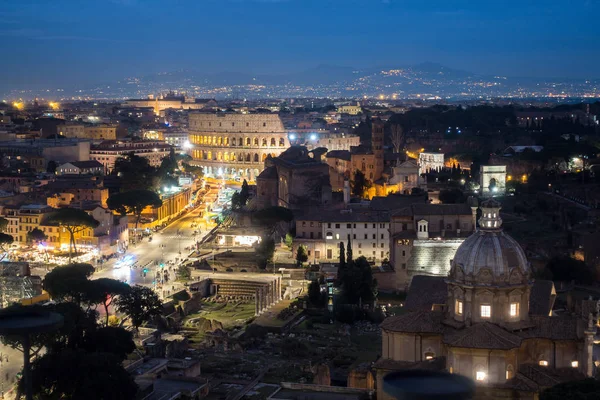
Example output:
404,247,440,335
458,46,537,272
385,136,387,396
224,152,229,161
262,153,268,162
254,153,259,163
231,153,236,162
246,138,251,146
245,154,251,162
217,152,222,161
239,137,243,146
225,137,229,145
270,138,276,146
279,138,285,146
254,138,259,146
207,151,212,160
231,138,236,146
262,138,267,146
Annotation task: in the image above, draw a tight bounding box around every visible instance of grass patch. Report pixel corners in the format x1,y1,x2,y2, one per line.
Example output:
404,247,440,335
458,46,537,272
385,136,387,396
183,301,256,329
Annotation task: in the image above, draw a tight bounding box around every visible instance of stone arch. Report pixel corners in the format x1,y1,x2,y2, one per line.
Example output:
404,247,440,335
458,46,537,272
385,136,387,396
217,152,222,161
270,138,276,146
231,153,236,162
231,138,236,146
245,154,251,162
225,137,229,145
262,153,268,162
506,365,514,380
254,137,259,146
423,347,435,360
246,137,251,146
254,168,259,177
279,138,285,146
207,151,212,160
224,152,229,161
254,153,259,163
262,138,267,146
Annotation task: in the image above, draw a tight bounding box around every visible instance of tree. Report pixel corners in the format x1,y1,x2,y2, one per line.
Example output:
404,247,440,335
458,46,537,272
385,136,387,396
176,265,191,281
181,163,204,176
115,285,163,332
545,256,593,284
336,241,346,286
346,237,353,263
308,280,323,306
43,263,95,304
113,152,156,190
540,378,600,400
438,188,466,204
46,160,58,174
0,232,13,262
296,245,309,267
239,179,250,206
84,278,130,326
24,349,138,400
351,170,371,198
46,208,99,262
255,236,276,270
107,189,163,233
338,256,377,306
231,191,242,210
284,233,293,250
26,227,47,245
390,124,405,154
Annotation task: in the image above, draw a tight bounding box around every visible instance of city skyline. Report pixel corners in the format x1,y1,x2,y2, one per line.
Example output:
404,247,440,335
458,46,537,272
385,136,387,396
2,0,600,96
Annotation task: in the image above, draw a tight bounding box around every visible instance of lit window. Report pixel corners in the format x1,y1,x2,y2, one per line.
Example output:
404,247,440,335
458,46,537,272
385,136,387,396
539,360,548,367
335,234,339,240
510,303,519,317
480,305,491,318
571,361,579,368
456,300,463,315
476,371,486,381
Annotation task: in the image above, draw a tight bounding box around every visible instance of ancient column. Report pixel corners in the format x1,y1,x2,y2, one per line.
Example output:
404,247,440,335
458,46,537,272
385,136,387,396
255,289,260,316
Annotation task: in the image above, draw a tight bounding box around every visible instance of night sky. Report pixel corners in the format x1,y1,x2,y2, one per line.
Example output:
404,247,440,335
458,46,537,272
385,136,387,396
1,0,599,90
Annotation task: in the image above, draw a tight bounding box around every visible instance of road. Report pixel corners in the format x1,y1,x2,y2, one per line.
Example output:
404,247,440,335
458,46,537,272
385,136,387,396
94,205,211,295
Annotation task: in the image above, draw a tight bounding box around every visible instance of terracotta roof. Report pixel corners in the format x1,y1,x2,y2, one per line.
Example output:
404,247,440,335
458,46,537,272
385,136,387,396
529,280,555,316
515,316,580,341
404,276,447,311
392,203,473,217
373,357,446,372
517,364,586,389
443,322,522,350
380,310,445,334
369,194,427,212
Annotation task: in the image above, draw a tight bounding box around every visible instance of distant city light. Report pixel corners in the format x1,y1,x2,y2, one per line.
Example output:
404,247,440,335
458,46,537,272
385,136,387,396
310,134,317,141
289,134,296,140
183,141,192,149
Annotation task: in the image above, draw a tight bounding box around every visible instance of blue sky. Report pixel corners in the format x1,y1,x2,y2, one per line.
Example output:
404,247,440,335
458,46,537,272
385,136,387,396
1,0,599,88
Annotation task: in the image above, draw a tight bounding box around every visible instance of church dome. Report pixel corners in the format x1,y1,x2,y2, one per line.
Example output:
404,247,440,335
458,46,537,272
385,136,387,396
450,199,530,285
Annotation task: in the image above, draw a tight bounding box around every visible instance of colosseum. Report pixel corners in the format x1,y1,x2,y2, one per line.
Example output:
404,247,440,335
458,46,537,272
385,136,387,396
188,112,290,181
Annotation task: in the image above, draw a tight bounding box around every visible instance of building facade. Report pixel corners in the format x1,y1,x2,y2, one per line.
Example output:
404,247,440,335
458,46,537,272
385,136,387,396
188,113,290,181
390,203,477,290
57,123,117,140
418,152,444,175
90,141,171,172
294,209,390,263
376,199,594,399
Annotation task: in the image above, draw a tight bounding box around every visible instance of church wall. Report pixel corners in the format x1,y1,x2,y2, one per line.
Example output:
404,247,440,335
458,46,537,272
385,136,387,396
519,338,579,369
387,332,443,362
449,348,515,384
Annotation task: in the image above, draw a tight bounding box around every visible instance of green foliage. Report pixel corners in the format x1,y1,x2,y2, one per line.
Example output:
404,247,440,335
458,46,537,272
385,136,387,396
284,233,293,250
438,188,466,204
239,179,250,205
46,208,99,261
544,256,593,284
296,245,308,266
256,236,276,270
107,189,162,230
113,152,156,190
43,263,95,304
84,278,130,326
0,217,8,232
308,280,324,306
27,227,47,244
176,265,192,281
338,256,377,306
0,232,13,254
24,349,138,400
253,206,294,226
46,160,58,174
352,170,371,198
231,191,242,210
540,378,600,400
182,162,204,176
115,285,163,331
